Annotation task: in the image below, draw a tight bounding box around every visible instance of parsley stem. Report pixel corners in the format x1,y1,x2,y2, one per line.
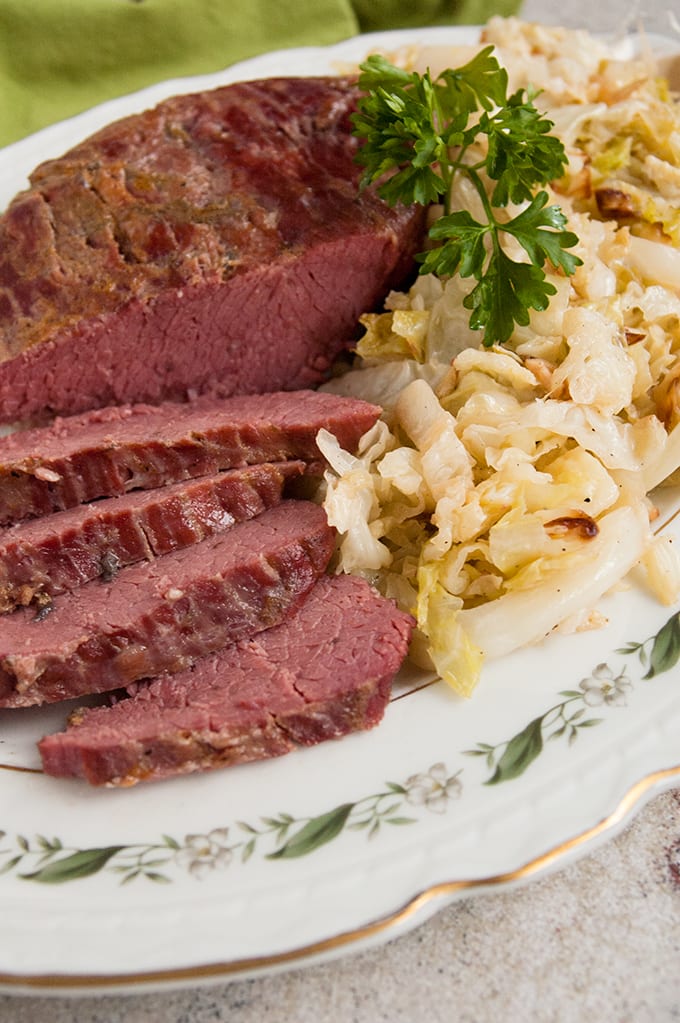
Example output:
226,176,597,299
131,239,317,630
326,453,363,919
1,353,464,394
464,165,495,225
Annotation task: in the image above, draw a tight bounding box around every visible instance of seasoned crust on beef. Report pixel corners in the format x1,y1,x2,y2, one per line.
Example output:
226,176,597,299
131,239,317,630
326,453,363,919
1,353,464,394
0,77,425,422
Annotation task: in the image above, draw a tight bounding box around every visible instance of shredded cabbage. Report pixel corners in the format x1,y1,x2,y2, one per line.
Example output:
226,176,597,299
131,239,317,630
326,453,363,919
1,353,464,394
319,19,680,697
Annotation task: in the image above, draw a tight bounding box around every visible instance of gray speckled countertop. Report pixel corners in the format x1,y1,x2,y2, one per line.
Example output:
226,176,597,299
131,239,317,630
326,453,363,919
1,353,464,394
2,1,680,1019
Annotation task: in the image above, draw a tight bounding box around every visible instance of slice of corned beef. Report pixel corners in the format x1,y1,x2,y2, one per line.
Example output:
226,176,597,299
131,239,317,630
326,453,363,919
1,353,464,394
0,389,379,525
0,500,334,708
0,76,425,424
0,461,304,613
38,574,414,786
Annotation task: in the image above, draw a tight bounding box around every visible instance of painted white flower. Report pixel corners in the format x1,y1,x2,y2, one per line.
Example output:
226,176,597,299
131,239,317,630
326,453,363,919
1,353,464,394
579,663,632,707
404,762,462,813
176,828,232,878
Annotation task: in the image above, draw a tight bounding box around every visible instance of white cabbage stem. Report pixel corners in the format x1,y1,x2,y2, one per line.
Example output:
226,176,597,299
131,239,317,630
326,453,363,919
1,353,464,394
456,504,650,660
626,236,680,294
642,421,680,492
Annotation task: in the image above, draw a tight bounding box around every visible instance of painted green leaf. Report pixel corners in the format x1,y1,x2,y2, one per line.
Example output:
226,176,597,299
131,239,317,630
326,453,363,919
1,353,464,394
0,855,22,876
378,802,401,818
485,715,544,785
643,612,680,678
145,871,171,884
237,821,258,834
267,803,354,860
140,857,171,869
20,846,124,884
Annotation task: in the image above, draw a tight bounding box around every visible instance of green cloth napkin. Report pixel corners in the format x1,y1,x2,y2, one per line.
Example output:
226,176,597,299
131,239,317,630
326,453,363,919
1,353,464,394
0,0,520,147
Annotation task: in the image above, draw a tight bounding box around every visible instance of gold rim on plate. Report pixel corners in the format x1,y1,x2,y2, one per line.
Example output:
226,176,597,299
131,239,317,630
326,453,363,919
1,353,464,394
0,763,677,994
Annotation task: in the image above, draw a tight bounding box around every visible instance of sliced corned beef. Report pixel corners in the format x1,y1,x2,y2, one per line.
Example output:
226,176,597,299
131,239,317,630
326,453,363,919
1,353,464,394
0,500,334,708
38,574,414,786
0,389,379,524
0,76,425,424
0,461,304,613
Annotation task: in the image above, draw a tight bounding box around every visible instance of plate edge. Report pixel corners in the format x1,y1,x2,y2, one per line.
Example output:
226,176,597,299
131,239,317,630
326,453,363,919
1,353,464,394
0,762,677,996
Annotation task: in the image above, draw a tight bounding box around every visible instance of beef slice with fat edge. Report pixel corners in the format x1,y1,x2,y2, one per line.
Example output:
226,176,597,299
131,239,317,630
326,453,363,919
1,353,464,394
0,461,304,613
0,500,334,708
0,389,379,524
39,574,415,786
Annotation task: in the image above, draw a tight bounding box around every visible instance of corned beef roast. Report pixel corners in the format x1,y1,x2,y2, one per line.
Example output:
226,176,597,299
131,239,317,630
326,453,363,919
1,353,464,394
39,574,414,786
0,76,425,424
0,500,334,708
0,389,379,524
0,461,304,613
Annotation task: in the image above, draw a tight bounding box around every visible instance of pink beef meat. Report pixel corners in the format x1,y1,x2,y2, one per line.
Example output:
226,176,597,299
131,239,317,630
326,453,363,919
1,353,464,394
0,460,304,613
0,389,379,524
39,574,414,786
0,500,334,708
0,76,425,424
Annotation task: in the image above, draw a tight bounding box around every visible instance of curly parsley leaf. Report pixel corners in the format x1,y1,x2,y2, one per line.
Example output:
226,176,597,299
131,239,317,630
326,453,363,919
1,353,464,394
502,191,582,275
352,59,454,205
465,249,557,343
483,91,568,206
437,46,508,117
353,49,582,346
419,211,489,279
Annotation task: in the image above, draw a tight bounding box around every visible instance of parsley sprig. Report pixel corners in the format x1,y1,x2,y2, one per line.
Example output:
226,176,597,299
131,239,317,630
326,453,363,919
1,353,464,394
352,49,582,345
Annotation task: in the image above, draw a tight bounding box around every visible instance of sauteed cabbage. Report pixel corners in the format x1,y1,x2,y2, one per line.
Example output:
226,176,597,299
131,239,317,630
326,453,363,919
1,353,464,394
320,18,680,695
